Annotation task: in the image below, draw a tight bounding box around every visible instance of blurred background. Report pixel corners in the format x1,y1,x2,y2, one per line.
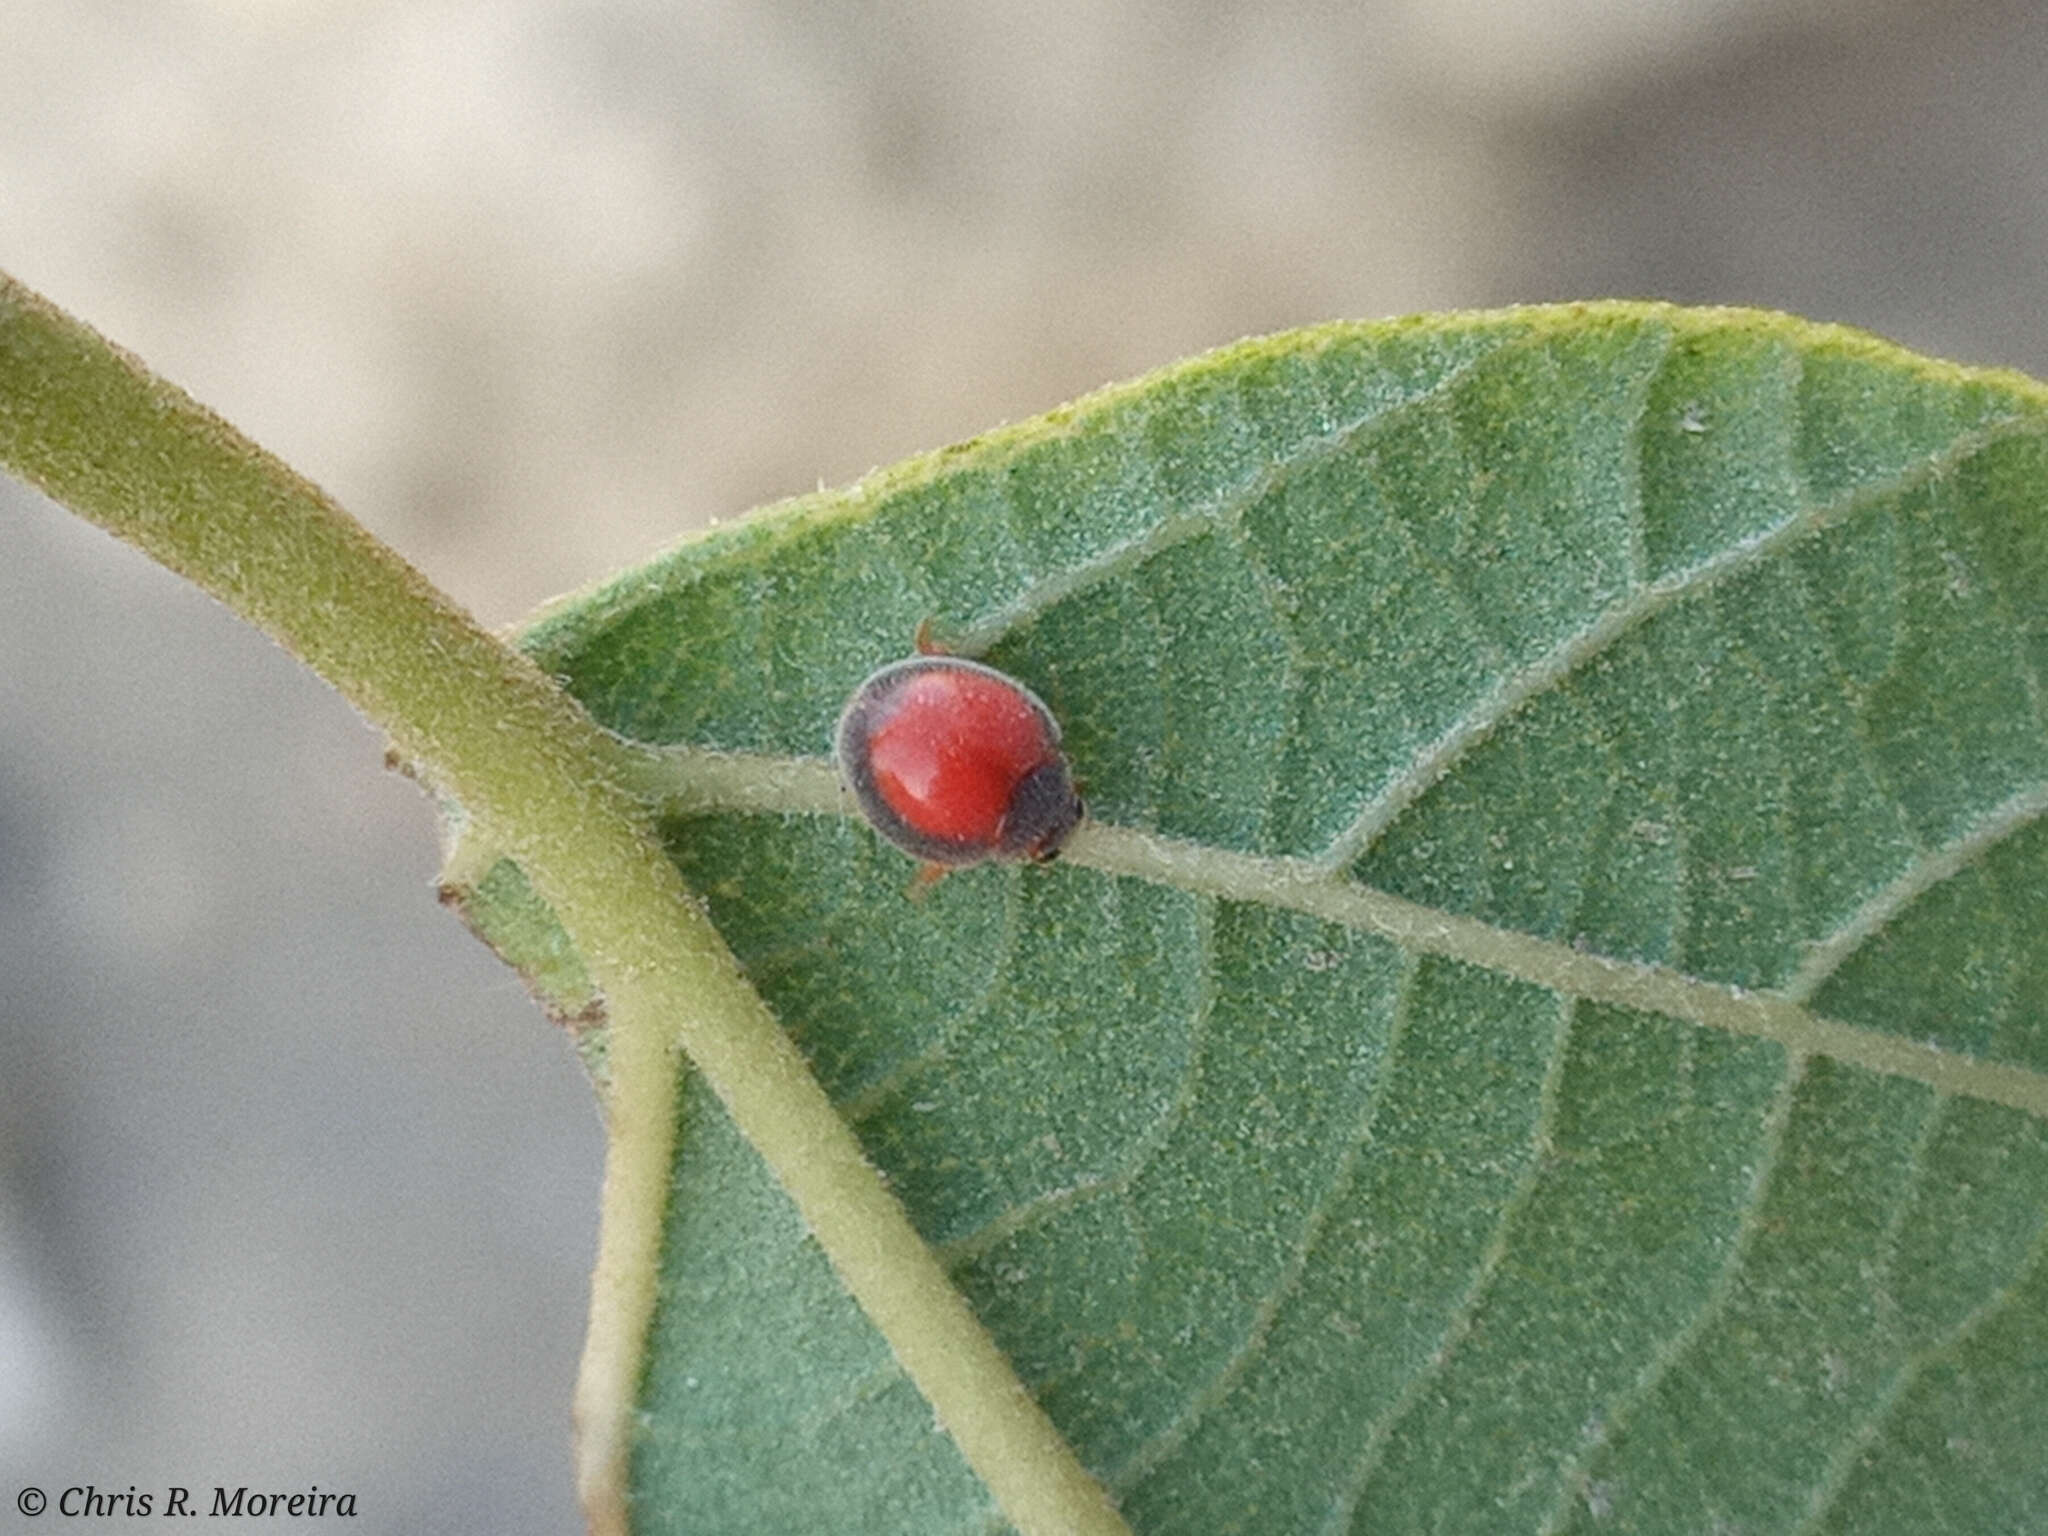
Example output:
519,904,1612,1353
2,0,2045,1528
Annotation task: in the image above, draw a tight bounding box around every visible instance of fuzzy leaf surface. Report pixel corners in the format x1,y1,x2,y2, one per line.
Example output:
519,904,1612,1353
484,305,2048,1533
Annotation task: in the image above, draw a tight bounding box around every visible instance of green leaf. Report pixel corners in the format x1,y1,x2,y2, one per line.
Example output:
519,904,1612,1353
477,303,2048,1532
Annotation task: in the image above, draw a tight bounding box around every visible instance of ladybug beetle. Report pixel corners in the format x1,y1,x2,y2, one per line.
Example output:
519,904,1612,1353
835,627,1083,874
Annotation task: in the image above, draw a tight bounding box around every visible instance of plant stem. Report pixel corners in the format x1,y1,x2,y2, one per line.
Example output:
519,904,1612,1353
0,271,1130,1536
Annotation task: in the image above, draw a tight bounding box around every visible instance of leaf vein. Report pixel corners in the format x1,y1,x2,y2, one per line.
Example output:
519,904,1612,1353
611,750,2048,1120
930,892,1216,1265
1106,949,1424,1497
1790,1196,2048,1536
1783,780,2048,1003
842,871,1026,1129
1227,518,1308,850
1316,414,2048,873
947,338,1529,655
1325,989,1579,1533
1535,1053,1809,1535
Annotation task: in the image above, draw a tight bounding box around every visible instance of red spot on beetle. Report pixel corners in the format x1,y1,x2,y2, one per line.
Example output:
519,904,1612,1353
835,643,1083,872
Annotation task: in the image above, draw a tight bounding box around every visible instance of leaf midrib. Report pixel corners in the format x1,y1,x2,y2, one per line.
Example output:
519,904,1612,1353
608,744,2048,1121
